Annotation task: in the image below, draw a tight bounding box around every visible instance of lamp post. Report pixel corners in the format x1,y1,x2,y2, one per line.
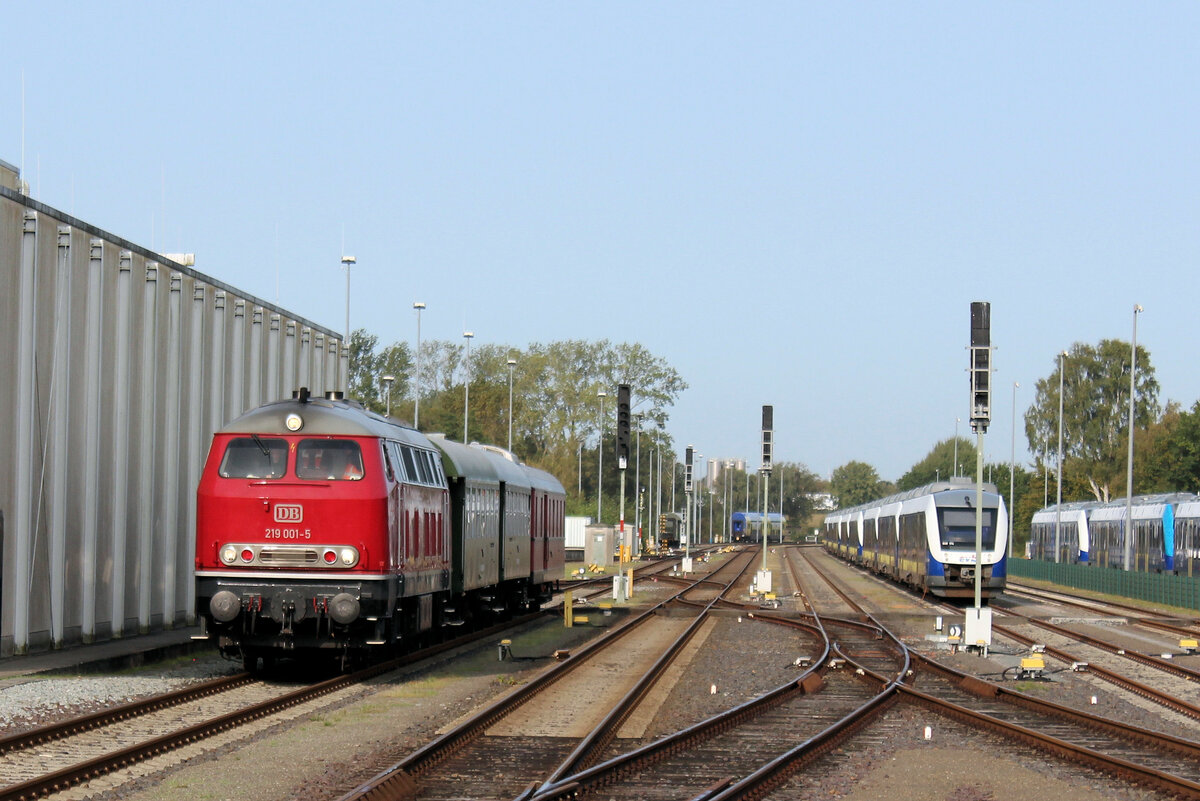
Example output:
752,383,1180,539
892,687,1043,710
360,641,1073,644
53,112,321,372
739,470,748,520
954,417,960,477
1055,349,1067,562
700,482,710,544
340,255,355,344
1009,381,1019,559
634,413,643,552
382,374,395,417
412,302,425,427
723,461,731,543
462,331,474,442
1125,304,1143,570
596,389,607,522
507,355,517,451
340,255,355,390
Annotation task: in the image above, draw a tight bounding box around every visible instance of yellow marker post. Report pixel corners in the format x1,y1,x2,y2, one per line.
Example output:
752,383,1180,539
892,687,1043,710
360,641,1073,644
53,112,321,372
627,567,634,599
564,589,573,627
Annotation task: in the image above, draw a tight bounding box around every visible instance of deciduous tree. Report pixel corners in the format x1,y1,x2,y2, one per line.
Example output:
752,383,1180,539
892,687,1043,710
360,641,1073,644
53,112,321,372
1024,339,1159,499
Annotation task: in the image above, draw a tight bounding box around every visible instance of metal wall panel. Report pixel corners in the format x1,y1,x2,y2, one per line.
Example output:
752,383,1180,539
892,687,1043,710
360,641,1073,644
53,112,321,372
0,185,344,656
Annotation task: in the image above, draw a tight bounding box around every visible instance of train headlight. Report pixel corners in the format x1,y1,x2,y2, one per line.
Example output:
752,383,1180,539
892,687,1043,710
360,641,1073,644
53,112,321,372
285,413,303,431
340,548,356,566
221,546,238,565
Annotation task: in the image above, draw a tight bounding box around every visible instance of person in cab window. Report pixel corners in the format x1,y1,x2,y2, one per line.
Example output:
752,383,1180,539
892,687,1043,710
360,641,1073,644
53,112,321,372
342,448,364,480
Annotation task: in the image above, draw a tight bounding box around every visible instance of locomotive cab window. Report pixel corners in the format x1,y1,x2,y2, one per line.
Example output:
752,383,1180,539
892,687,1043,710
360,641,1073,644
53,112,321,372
296,439,365,480
938,508,996,549
219,437,288,479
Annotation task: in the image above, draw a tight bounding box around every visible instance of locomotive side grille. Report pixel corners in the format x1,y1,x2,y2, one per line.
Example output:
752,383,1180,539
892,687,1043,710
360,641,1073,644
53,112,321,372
258,547,320,566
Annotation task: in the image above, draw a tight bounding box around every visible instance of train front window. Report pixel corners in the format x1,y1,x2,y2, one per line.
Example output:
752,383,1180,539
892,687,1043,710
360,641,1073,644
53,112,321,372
938,508,996,549
296,439,365,480
219,437,288,479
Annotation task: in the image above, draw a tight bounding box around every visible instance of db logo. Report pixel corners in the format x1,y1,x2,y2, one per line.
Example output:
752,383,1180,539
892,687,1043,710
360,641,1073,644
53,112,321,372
274,504,304,523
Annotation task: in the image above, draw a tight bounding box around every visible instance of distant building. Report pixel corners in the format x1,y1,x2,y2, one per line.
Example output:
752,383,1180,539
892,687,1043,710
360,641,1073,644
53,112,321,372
707,457,747,487
807,492,838,511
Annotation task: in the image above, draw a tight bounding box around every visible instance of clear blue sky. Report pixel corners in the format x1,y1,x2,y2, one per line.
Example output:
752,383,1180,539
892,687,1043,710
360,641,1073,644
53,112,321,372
6,3,1199,482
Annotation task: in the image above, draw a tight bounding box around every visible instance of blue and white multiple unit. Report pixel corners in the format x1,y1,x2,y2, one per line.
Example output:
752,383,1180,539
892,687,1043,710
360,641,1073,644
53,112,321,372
1029,502,1093,564
730,512,785,543
822,479,1008,599
1029,493,1198,573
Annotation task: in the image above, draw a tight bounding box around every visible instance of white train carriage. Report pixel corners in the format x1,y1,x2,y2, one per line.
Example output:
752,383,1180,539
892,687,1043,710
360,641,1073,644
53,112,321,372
1029,502,1092,563
824,479,1007,599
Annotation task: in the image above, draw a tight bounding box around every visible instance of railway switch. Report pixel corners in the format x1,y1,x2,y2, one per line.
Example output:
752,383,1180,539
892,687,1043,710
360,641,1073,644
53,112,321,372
498,639,512,661
1181,638,1198,654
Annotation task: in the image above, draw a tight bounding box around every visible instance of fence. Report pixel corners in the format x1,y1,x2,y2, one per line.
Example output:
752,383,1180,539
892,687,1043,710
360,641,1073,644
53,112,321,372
1009,558,1200,610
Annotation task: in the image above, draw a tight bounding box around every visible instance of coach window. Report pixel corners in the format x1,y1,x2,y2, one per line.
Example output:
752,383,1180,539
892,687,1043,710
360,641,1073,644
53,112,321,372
381,442,395,481
387,442,407,481
296,439,365,480
416,451,434,484
400,446,418,483
219,437,288,479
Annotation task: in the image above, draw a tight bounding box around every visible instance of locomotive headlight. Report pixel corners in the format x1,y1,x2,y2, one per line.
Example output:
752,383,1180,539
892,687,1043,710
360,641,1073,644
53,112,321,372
285,413,303,431
221,545,237,564
340,548,356,566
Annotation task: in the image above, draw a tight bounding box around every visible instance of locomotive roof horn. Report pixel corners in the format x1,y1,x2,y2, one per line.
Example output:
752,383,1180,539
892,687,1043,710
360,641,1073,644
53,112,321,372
293,387,311,403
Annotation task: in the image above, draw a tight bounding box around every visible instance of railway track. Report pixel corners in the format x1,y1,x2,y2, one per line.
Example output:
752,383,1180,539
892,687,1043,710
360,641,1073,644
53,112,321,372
337,549,777,800
796,546,1200,800
0,613,550,801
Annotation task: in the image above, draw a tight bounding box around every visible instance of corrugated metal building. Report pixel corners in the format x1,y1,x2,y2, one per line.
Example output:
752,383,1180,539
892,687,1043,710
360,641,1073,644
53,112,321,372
0,160,347,656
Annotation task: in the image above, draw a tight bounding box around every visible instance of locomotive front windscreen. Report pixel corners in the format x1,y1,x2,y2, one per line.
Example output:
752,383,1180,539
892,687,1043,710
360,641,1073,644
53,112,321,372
937,508,996,549
296,439,365,481
219,437,288,479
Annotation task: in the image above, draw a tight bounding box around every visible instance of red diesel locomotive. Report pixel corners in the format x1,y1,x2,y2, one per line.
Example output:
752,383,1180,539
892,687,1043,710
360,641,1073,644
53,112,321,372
194,388,565,669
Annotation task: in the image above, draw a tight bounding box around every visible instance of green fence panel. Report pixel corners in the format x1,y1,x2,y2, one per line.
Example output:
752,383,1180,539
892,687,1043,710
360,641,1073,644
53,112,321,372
1008,558,1200,611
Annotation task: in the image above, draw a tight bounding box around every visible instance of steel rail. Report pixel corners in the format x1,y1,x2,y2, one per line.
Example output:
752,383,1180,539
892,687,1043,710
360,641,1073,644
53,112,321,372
701,643,907,801
0,672,255,756
527,548,910,801
909,649,1200,760
998,592,1200,674
896,682,1200,799
334,552,757,801
1006,579,1200,631
538,551,759,788
1004,608,1200,681
0,613,539,801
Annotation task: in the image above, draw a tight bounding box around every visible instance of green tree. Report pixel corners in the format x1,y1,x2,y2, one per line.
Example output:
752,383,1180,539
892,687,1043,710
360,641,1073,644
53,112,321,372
830,460,888,507
1024,339,1159,499
896,437,978,490
405,338,687,522
1138,400,1200,493
347,329,411,415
